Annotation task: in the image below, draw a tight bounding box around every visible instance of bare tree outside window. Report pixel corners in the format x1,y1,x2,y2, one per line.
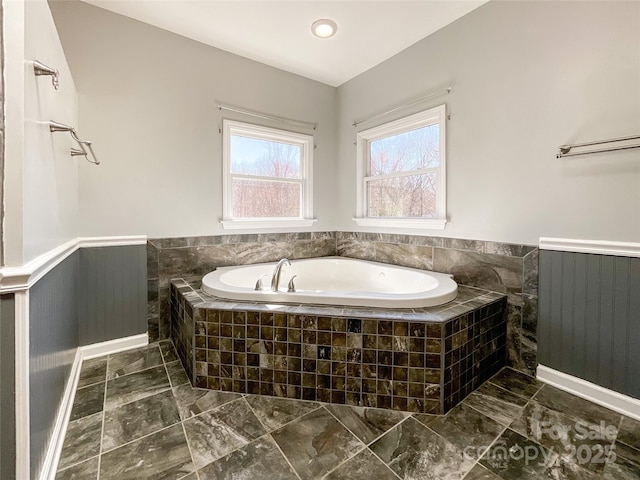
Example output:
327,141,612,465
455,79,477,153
367,124,440,217
230,135,303,218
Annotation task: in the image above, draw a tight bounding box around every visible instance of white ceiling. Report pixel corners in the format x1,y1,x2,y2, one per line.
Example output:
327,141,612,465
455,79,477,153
83,1,488,87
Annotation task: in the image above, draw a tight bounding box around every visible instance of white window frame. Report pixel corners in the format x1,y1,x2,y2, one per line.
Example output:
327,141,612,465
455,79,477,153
354,104,447,230
221,119,315,230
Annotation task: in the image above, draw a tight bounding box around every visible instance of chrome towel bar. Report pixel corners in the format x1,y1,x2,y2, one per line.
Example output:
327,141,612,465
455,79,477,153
49,121,100,165
557,134,640,158
33,60,59,90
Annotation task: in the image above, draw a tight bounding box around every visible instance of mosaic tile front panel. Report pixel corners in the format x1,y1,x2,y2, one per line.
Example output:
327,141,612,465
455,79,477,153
170,279,507,414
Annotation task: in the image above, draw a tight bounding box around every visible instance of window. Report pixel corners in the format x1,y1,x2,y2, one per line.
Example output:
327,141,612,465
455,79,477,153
355,104,447,229
222,120,315,229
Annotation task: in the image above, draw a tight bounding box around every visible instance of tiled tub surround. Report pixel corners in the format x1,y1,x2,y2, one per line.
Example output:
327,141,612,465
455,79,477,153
147,232,538,374
170,278,507,414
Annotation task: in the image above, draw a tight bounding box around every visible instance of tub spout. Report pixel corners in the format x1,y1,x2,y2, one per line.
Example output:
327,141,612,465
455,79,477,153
270,258,291,292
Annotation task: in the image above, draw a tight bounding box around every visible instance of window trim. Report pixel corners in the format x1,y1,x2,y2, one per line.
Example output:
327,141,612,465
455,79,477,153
221,119,315,230
354,104,447,230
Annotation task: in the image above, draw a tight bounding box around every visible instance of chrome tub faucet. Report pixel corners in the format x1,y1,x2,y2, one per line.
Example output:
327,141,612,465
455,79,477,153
271,258,291,291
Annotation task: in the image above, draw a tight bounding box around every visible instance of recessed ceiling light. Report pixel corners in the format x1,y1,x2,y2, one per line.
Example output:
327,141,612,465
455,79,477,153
311,19,337,39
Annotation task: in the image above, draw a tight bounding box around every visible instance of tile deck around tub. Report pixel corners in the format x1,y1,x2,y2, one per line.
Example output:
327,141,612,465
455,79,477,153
55,342,640,480
170,278,508,414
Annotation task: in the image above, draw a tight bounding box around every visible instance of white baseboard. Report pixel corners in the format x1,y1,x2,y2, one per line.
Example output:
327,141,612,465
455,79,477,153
39,349,83,480
537,365,640,422
80,333,149,360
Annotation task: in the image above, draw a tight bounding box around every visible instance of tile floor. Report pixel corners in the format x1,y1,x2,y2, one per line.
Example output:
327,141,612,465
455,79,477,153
55,341,640,480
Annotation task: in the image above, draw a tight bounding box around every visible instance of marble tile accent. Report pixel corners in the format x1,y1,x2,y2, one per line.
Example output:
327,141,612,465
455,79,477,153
197,435,298,480
106,345,164,379
522,248,538,296
158,244,237,288
533,384,622,427
506,304,523,371
159,340,179,363
177,474,198,480
271,408,364,479
70,382,105,422
453,286,487,304
102,390,181,452
485,242,536,258
461,463,502,480
550,456,601,480
370,416,475,479
291,238,337,259
462,382,528,426
236,242,292,265
480,428,558,479
616,416,640,464
324,448,399,480
245,395,321,431
371,242,434,270
488,367,542,400
510,399,618,474
166,360,191,388
443,238,486,253
57,413,103,471
433,248,523,304
416,403,505,460
520,294,538,375
99,423,193,480
182,398,267,469
146,241,159,279
77,358,107,389
55,456,99,480
601,453,640,479
324,404,411,444
173,384,242,421
105,365,170,409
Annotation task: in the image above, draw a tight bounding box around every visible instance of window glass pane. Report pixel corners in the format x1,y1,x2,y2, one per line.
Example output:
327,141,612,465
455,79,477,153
230,135,301,178
367,173,437,217
369,124,439,176
232,178,301,217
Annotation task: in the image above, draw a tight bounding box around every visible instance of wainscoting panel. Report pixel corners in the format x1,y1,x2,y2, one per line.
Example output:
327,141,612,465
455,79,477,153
29,252,79,479
1,294,16,480
539,250,640,399
79,245,147,345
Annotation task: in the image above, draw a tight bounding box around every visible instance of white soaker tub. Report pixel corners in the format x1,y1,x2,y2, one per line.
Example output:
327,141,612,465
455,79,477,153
201,257,457,308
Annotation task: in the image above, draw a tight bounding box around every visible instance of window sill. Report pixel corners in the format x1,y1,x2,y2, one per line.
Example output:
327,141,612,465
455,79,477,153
352,217,447,230
220,218,318,230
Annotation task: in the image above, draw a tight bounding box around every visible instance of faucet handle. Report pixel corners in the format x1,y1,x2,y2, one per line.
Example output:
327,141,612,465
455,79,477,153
287,275,297,293
255,274,267,291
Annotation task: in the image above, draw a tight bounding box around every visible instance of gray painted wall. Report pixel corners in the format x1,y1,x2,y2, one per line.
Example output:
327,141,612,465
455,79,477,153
29,252,79,479
79,245,147,345
1,294,16,480
539,250,640,399
336,0,640,245
48,0,338,239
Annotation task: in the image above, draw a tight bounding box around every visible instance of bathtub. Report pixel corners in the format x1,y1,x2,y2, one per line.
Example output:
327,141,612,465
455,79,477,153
201,256,458,308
